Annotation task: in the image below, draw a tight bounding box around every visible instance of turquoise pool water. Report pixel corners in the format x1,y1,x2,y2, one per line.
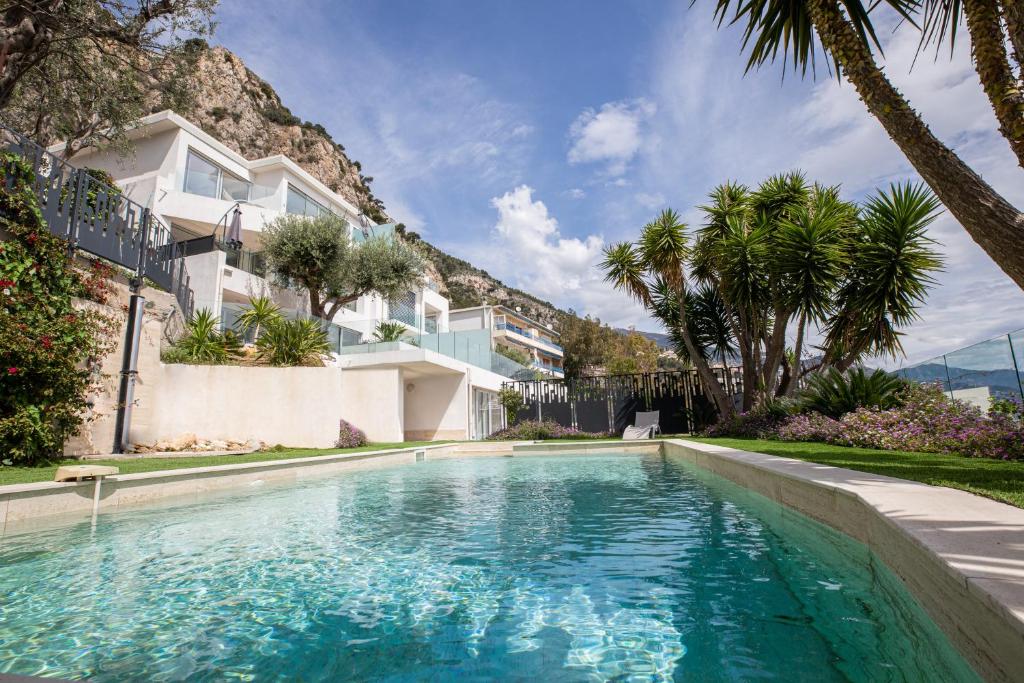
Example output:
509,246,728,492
0,453,977,681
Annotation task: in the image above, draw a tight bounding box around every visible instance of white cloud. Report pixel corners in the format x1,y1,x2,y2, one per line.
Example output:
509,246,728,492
480,186,642,326
564,188,586,199
635,192,665,210
568,98,656,176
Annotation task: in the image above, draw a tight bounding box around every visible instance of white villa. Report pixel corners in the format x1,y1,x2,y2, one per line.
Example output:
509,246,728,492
61,110,530,445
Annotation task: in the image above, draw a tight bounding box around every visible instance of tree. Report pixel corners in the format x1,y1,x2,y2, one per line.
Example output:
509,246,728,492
706,0,1024,291
0,1,216,156
261,213,426,321
234,295,281,342
601,174,942,416
602,210,736,417
559,312,609,378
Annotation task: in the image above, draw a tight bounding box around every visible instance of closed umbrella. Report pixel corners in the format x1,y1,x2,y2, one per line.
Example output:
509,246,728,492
227,207,243,247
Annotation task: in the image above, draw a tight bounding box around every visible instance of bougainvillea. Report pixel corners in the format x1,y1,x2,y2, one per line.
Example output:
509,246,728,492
335,420,368,448
0,153,113,464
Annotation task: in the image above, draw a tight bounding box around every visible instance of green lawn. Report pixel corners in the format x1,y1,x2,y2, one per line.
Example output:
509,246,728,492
689,437,1024,509
0,442,442,487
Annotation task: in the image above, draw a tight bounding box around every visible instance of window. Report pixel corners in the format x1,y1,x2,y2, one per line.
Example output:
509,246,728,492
286,184,330,217
183,150,250,201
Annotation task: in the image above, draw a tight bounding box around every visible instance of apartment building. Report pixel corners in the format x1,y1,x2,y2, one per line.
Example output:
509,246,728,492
449,305,565,377
62,110,448,339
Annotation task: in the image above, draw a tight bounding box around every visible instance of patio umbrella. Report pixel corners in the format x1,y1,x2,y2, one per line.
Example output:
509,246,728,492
226,206,243,247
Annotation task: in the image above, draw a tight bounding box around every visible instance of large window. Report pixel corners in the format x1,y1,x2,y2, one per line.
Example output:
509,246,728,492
286,184,331,217
183,150,251,201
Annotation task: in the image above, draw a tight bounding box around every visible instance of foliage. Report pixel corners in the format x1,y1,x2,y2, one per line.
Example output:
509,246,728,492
487,419,610,441
495,344,531,366
255,318,331,367
602,176,942,421
497,387,525,425
234,296,281,342
372,321,409,343
559,313,661,378
261,213,425,320
2,0,217,157
167,309,242,364
799,368,907,418
0,153,113,464
711,382,1024,460
335,420,368,449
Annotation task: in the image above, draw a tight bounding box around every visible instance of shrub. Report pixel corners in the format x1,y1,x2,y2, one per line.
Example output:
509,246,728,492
800,367,906,418
256,318,331,367
488,419,610,441
703,406,788,439
776,412,844,442
166,309,242,364
336,420,368,448
0,153,114,464
372,321,408,342
497,387,525,425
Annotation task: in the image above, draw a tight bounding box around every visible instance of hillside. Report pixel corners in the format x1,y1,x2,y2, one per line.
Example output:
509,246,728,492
176,45,568,326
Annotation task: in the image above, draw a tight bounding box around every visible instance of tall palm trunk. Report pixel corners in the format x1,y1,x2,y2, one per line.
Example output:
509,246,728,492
676,290,735,418
806,0,1024,291
963,0,1024,169
786,310,807,396
1003,0,1024,70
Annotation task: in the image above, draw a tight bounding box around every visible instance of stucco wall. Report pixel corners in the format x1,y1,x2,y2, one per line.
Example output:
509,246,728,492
338,368,405,442
404,373,468,441
137,364,344,448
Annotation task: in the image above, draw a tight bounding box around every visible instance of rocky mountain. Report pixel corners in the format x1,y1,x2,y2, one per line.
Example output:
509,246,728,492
176,45,568,327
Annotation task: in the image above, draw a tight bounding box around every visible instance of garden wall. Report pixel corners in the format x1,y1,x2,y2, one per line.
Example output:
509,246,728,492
134,364,345,449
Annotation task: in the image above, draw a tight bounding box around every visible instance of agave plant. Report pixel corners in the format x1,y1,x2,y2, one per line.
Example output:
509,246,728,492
800,368,907,419
234,295,282,342
169,309,242,364
256,318,331,367
372,321,409,343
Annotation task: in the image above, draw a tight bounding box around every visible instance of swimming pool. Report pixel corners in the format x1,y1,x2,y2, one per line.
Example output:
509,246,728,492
0,453,978,681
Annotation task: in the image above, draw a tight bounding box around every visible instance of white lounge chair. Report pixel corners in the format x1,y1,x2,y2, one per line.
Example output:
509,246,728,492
623,411,661,440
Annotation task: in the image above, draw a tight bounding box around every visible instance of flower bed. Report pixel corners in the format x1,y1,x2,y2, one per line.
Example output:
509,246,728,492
707,383,1024,461
488,419,611,441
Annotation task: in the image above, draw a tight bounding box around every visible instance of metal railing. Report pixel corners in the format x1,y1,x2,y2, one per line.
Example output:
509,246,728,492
495,322,563,352
0,123,194,318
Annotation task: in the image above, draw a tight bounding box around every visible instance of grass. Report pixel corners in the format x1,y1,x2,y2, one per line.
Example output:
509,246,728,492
689,437,1024,509
0,442,443,487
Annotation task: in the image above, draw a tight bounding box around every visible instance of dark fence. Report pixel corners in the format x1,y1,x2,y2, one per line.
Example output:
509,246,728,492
503,368,742,435
0,123,194,318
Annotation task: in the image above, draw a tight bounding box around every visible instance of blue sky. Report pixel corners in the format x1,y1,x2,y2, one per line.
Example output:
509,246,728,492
215,0,1024,367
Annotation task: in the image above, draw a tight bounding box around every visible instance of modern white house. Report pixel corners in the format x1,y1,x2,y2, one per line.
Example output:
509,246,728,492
60,111,523,443
449,305,565,377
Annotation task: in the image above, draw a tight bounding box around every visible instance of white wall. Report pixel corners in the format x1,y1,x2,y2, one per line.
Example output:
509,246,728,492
404,373,468,441
136,365,345,448
338,367,405,442
449,308,488,332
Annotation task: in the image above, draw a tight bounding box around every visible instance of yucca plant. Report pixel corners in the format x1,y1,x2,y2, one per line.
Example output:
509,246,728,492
372,321,409,343
256,318,331,367
234,295,282,342
170,309,241,364
800,368,907,419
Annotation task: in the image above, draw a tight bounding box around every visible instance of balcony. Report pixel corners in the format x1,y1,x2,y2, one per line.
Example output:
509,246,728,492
494,322,563,353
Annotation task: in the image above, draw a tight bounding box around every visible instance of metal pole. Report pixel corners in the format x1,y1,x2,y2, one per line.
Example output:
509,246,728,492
942,354,954,400
1008,333,1024,404
112,294,145,453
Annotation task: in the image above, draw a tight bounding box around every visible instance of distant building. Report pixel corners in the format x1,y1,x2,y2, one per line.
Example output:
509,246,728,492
449,305,564,377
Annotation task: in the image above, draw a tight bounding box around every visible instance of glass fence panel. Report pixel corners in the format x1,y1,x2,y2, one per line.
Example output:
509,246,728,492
217,305,534,379
896,328,1024,403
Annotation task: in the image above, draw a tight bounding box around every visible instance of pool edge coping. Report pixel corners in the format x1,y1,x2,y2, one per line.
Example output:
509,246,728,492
661,438,1024,683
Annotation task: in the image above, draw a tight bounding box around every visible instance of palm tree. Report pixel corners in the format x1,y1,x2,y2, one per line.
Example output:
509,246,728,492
256,319,331,367
707,0,1024,291
823,183,943,369
234,296,282,343
372,321,409,342
602,209,735,417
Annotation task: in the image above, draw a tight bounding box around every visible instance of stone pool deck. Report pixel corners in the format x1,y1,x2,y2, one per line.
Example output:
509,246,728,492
0,438,1020,681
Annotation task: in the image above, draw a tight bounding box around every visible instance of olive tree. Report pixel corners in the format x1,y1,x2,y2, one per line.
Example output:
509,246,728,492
261,213,426,321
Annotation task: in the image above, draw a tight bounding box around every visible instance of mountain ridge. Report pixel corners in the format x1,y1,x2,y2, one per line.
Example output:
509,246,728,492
176,44,569,327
